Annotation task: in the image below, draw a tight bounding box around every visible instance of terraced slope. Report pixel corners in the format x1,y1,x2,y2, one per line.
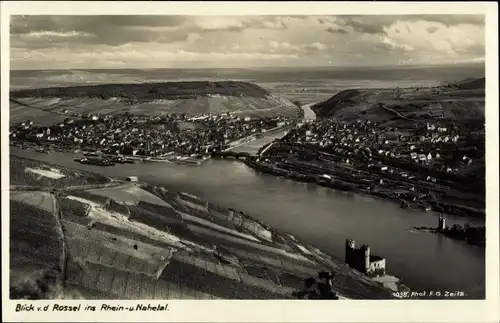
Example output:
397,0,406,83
9,157,399,300
10,81,270,100
312,77,485,122
10,156,110,189
10,195,65,299
9,81,300,125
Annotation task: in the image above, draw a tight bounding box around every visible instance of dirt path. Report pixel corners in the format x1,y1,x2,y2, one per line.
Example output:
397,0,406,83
51,193,69,284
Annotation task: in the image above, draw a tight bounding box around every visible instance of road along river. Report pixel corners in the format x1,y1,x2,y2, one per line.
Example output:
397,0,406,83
10,146,485,299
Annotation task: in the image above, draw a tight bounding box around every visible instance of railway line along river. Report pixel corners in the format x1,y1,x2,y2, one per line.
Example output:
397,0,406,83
10,146,485,298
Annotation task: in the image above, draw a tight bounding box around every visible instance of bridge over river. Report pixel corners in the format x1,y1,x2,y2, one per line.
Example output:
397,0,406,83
230,103,317,154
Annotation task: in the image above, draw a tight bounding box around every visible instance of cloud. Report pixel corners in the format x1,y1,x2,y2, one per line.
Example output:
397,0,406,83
338,17,386,34
10,16,292,49
269,41,328,55
28,31,87,38
414,15,484,26
426,26,439,34
325,26,349,34
302,42,328,52
269,41,300,52
10,16,188,34
398,58,414,65
10,16,192,48
10,42,301,69
377,36,415,52
323,15,484,36
191,16,288,32
9,15,486,69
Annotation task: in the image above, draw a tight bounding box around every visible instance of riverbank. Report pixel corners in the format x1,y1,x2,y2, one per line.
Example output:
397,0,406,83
10,112,297,169
411,225,485,247
9,155,412,299
114,124,293,166
225,125,294,152
9,67,487,300
8,147,485,299
242,156,484,220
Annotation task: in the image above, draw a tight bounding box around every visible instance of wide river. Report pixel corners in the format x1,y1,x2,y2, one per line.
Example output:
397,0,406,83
10,146,485,298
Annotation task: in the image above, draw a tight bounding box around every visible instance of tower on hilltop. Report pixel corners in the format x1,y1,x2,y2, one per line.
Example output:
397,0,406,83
345,238,386,277
360,244,371,273
345,238,355,264
438,214,446,231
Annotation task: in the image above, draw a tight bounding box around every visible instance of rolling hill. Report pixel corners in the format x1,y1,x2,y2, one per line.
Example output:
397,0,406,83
9,81,300,126
312,77,485,122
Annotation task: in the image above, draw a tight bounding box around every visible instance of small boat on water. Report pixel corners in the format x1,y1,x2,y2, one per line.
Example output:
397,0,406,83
174,159,202,166
400,201,412,209
36,148,51,154
150,158,173,163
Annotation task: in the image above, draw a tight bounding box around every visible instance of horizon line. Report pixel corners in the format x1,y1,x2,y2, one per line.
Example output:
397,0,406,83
10,62,485,72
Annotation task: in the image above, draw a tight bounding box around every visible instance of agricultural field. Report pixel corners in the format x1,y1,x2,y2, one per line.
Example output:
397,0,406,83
9,81,301,126
53,191,302,298
10,156,110,188
58,197,90,220
255,81,345,105
9,100,76,126
8,158,395,299
159,255,293,299
128,205,190,238
65,258,216,300
10,95,299,124
312,77,485,122
10,198,64,300
9,81,271,100
84,184,172,207
10,191,55,213
440,100,485,120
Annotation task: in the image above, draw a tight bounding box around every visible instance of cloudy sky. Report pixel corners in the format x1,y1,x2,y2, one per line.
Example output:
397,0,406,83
10,15,485,69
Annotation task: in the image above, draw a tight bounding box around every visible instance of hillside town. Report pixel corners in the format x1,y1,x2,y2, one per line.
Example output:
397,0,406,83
9,111,294,161
248,117,485,218
283,118,484,175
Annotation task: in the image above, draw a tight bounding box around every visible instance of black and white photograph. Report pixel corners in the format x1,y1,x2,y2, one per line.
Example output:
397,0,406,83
2,1,499,322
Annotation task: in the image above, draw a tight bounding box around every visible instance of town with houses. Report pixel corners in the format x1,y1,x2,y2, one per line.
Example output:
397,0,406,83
9,106,484,218
286,118,482,173
9,111,294,164
251,116,484,218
